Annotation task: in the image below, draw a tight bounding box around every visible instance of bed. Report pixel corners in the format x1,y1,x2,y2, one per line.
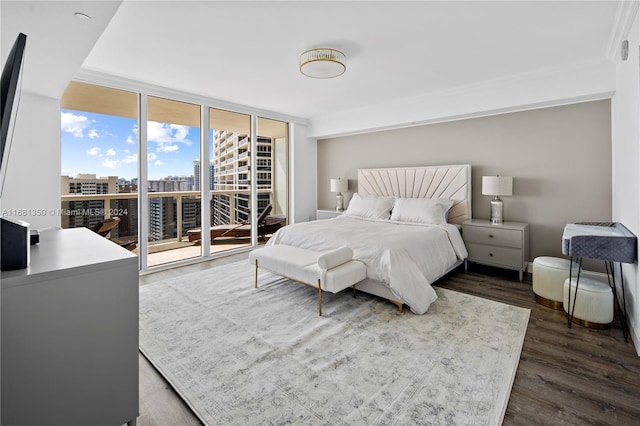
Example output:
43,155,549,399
266,164,471,314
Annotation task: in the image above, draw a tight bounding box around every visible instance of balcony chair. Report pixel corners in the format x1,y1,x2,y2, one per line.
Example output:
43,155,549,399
187,204,282,243
91,217,137,251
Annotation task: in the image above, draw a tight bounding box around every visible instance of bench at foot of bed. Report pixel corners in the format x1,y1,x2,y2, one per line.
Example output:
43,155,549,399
249,244,366,316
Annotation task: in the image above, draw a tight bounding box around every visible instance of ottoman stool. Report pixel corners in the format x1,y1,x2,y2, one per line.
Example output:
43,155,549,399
563,277,613,329
533,257,578,310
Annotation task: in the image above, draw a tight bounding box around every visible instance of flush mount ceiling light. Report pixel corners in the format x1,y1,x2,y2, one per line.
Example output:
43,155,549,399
300,48,346,79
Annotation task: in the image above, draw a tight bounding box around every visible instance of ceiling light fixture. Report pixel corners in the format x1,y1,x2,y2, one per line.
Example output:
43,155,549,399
300,48,346,79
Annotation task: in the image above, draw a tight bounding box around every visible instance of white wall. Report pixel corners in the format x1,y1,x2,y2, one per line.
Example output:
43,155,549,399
290,123,316,224
611,6,640,353
1,92,61,230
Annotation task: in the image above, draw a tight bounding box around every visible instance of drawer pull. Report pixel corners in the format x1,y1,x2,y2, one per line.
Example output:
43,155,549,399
489,234,494,238
489,253,494,257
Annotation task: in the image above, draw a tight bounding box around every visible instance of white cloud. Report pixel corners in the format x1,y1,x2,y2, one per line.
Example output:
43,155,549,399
147,153,157,161
154,160,164,166
61,112,93,138
87,147,100,156
106,148,116,156
170,124,189,142
147,121,175,143
102,158,121,169
158,144,179,153
60,111,101,139
127,135,136,144
147,121,191,152
122,154,138,164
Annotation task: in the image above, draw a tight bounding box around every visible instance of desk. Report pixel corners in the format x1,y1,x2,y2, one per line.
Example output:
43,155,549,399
562,222,637,340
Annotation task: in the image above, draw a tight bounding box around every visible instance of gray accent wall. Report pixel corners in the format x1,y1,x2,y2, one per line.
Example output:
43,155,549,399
317,100,612,263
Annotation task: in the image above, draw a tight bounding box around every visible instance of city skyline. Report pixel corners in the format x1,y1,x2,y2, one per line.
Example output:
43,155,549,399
61,109,208,181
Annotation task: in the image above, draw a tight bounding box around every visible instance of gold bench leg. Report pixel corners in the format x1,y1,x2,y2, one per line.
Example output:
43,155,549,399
318,279,322,316
390,300,403,313
254,260,258,288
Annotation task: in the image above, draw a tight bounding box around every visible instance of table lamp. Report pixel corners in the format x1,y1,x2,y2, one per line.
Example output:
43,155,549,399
330,178,348,211
482,175,513,224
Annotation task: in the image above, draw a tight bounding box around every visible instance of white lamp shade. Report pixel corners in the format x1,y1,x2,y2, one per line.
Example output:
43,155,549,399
330,178,348,193
482,176,513,196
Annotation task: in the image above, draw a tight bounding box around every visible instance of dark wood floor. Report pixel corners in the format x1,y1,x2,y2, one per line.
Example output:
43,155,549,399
138,257,640,426
436,264,640,426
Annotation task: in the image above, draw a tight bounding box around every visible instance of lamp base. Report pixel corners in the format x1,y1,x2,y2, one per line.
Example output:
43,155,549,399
335,193,344,212
490,197,504,224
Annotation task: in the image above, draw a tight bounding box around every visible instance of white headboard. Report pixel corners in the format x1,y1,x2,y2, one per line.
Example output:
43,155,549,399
357,164,472,225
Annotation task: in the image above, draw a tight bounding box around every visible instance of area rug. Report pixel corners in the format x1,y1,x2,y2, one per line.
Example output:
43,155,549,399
139,261,530,425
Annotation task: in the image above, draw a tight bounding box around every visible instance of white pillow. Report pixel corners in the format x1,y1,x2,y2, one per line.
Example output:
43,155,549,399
344,194,395,220
390,198,454,225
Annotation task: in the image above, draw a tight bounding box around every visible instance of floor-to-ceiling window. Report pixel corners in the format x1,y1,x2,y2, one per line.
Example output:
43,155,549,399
60,81,290,271
209,108,253,250
257,117,288,223
60,81,139,254
146,96,201,267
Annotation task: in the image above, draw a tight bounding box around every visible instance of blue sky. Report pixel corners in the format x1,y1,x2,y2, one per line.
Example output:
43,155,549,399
61,109,202,181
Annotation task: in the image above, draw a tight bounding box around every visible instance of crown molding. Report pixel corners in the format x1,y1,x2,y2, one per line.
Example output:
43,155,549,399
606,1,640,61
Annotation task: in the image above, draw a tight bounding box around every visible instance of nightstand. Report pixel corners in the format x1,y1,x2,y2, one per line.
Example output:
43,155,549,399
316,209,343,220
462,219,530,282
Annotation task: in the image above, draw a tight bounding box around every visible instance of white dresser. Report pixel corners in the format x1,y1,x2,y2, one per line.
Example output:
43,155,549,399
1,228,139,426
462,219,530,281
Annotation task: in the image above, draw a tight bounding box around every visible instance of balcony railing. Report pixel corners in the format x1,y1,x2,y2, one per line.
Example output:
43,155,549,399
61,188,274,244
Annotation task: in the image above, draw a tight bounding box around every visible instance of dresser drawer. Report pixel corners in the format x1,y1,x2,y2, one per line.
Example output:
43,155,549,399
466,243,523,269
462,225,523,249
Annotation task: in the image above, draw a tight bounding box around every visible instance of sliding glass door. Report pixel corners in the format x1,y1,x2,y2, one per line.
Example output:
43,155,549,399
146,96,201,267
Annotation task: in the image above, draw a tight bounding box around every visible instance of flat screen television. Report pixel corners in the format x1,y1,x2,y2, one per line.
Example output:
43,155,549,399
1,32,27,198
1,32,30,271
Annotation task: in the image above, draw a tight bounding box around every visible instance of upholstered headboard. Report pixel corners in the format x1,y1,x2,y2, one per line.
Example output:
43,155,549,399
357,164,472,225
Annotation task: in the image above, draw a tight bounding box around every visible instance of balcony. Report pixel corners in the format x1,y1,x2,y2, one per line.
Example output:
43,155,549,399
61,188,278,269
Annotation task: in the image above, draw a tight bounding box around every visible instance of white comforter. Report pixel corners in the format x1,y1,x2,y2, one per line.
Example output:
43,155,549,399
266,215,468,314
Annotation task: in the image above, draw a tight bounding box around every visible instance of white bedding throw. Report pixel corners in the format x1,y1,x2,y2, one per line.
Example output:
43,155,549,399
267,216,468,314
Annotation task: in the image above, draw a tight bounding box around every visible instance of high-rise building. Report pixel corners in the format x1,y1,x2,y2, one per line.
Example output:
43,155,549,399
62,174,118,195
116,183,138,243
148,178,190,193
148,197,175,242
147,177,200,241
193,160,215,191
211,132,272,226
147,194,201,242
61,174,119,231
194,161,200,192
